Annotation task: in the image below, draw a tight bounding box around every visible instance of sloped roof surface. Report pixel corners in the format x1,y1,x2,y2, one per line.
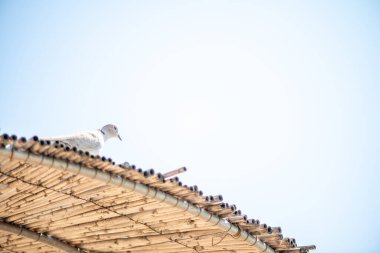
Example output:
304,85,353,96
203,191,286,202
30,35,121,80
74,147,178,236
0,134,315,253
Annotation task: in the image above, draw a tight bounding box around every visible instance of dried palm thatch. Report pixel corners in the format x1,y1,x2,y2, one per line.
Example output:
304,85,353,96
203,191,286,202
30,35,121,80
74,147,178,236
0,133,315,253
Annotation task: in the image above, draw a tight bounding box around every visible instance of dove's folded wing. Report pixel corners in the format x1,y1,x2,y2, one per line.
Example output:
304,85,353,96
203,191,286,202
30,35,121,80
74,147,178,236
42,131,103,153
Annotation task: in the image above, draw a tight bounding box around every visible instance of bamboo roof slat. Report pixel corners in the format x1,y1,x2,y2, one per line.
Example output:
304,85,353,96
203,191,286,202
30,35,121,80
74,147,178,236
0,220,82,253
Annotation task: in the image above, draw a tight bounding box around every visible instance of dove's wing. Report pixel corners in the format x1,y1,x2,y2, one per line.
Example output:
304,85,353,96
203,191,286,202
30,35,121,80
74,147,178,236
44,131,103,152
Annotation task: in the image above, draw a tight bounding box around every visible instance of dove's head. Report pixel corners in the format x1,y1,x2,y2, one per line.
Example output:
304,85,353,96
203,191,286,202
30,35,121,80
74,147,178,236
100,124,122,141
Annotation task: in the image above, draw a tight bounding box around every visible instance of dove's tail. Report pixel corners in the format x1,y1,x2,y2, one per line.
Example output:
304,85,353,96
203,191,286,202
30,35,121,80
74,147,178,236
41,137,74,149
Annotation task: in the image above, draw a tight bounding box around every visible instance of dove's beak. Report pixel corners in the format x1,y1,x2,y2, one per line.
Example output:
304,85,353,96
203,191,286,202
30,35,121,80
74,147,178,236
118,134,122,141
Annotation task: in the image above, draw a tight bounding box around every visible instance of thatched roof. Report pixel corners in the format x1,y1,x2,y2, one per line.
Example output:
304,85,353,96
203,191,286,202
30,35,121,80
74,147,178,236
0,134,315,253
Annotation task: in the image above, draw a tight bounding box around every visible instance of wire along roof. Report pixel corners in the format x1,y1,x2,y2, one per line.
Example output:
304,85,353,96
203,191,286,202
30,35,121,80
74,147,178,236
0,133,315,253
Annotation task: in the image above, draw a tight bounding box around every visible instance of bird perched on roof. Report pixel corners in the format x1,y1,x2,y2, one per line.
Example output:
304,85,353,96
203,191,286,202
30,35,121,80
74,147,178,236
43,124,122,155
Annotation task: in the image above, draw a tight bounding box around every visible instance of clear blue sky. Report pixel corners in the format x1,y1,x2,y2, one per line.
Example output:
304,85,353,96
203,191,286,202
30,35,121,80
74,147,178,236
1,1,379,252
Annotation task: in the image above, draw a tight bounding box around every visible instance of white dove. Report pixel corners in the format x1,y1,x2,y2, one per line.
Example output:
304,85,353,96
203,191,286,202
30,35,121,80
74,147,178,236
44,124,122,155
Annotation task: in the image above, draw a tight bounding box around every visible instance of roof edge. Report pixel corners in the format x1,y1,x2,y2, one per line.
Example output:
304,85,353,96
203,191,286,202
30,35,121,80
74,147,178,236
0,219,83,253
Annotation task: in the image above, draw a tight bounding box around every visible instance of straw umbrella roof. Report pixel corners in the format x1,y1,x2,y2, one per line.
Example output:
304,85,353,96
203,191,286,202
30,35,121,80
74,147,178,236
0,133,315,253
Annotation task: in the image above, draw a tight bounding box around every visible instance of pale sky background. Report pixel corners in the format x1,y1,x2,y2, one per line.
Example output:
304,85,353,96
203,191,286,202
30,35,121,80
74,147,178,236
1,1,380,253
